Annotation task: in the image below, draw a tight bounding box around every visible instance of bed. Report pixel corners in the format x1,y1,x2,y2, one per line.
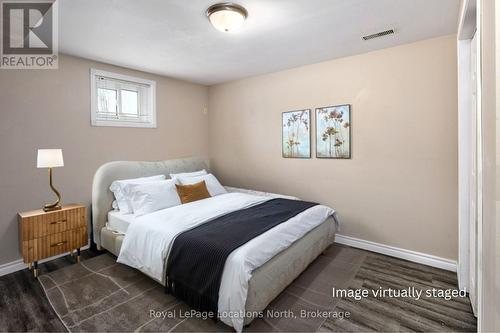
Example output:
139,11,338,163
92,158,337,331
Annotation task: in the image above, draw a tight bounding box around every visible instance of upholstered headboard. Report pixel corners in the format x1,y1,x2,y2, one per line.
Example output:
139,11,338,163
91,157,209,249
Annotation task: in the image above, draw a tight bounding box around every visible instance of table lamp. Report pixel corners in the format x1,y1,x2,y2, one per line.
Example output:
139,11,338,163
37,149,64,212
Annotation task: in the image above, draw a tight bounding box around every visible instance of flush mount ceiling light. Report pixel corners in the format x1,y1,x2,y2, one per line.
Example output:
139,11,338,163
206,2,248,33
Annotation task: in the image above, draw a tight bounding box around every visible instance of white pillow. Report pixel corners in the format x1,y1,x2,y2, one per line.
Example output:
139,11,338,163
127,180,181,216
109,175,166,213
170,169,207,180
177,173,227,197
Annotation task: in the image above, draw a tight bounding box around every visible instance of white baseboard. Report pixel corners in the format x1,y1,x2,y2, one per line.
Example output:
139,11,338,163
334,234,457,272
1,236,457,276
0,242,90,277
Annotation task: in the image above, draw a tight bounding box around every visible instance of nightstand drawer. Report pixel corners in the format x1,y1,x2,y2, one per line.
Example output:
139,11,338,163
22,227,87,262
19,206,86,240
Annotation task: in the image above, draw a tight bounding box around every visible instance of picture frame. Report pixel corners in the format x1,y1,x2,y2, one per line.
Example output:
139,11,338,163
282,109,311,158
315,104,351,159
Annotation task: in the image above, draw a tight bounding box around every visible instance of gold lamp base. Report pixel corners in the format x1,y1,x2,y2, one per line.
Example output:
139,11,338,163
43,167,62,212
43,204,62,212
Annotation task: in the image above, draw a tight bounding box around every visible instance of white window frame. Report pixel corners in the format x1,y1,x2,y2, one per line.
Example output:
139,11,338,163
90,69,157,128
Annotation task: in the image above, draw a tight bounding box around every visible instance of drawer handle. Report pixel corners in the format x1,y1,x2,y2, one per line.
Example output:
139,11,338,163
50,241,67,247
50,219,67,225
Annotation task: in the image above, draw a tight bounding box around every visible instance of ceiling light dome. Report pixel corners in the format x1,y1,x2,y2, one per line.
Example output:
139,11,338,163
206,2,248,33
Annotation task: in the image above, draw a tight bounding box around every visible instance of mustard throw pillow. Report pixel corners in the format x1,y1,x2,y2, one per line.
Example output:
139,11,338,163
175,180,211,204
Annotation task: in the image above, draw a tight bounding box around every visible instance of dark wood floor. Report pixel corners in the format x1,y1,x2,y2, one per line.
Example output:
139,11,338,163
0,246,476,332
320,251,476,332
0,249,103,332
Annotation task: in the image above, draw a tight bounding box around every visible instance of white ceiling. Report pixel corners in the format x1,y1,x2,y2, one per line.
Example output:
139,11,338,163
59,0,460,85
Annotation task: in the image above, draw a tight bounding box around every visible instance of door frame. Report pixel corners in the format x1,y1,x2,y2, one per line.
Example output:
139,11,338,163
457,0,483,324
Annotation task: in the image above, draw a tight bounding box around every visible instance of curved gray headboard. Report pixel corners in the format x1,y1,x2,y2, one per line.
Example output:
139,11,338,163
91,157,209,248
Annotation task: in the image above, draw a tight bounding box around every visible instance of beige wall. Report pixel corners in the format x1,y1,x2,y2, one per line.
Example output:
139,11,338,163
208,35,458,260
0,54,209,265
0,36,460,266
482,0,498,330
496,0,500,328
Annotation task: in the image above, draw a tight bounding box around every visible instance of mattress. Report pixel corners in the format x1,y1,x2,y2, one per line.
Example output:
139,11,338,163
107,210,136,234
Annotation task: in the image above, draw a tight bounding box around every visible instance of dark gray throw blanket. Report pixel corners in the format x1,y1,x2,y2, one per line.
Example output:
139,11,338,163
165,198,318,315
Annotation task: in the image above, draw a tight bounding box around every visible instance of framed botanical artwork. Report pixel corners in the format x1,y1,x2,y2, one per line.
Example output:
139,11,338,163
282,109,311,158
316,104,351,159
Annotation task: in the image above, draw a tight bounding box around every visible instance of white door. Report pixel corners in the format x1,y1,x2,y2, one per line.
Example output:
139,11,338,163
468,31,478,315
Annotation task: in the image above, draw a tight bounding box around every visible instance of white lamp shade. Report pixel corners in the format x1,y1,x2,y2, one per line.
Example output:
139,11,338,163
208,9,246,32
37,149,64,168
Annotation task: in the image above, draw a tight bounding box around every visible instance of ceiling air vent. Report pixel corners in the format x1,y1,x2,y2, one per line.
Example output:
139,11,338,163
362,29,395,41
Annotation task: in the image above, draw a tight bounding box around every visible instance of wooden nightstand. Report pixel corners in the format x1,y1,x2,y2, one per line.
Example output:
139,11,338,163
18,204,87,277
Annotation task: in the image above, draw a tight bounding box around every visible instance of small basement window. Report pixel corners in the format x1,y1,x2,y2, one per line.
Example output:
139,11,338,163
90,69,156,128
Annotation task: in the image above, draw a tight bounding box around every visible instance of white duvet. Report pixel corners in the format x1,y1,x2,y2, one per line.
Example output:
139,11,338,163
117,192,335,332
